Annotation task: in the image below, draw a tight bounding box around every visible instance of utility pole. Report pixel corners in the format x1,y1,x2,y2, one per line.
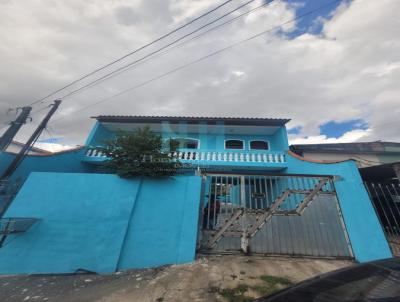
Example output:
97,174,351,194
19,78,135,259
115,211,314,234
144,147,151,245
0,100,61,218
0,106,32,151
0,100,61,181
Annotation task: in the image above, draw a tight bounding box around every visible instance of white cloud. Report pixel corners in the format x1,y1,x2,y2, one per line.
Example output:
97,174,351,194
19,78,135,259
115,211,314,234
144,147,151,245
33,142,78,153
170,0,217,23
289,128,372,145
0,0,399,145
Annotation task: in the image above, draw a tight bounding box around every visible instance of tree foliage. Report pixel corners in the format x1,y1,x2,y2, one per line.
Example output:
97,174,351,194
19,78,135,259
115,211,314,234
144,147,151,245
100,127,180,178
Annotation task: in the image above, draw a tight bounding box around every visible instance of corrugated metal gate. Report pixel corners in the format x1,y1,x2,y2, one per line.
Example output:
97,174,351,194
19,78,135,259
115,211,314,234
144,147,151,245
197,173,353,258
365,181,400,256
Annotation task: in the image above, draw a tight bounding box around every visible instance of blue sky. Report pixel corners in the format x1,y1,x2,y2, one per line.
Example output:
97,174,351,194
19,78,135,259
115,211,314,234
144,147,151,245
319,119,369,138
288,118,369,139
287,126,302,135
1,0,398,147
38,137,63,144
284,0,344,36
285,0,369,140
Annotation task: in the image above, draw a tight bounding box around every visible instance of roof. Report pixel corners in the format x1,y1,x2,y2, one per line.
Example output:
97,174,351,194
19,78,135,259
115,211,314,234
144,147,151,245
9,141,53,155
287,150,351,164
290,141,400,155
359,161,400,181
93,115,290,127
1,145,85,157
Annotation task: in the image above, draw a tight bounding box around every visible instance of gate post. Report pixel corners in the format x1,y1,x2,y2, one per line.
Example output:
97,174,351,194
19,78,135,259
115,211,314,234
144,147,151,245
240,176,246,207
239,176,249,253
241,230,249,254
196,174,207,249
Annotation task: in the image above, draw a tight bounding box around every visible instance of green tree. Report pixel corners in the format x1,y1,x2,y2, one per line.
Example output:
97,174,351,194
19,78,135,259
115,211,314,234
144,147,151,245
100,127,181,178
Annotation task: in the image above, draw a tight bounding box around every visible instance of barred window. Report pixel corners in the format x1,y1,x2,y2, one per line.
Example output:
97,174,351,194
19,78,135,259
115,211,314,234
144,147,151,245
174,138,199,149
225,140,244,150
250,140,269,150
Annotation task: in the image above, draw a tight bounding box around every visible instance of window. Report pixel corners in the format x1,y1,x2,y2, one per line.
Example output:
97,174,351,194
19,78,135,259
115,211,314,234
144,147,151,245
225,140,244,150
249,140,269,150
173,138,199,149
186,141,198,149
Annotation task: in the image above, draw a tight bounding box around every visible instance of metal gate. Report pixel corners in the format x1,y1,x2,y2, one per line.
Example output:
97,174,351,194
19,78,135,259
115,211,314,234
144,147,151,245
197,173,353,258
365,181,400,256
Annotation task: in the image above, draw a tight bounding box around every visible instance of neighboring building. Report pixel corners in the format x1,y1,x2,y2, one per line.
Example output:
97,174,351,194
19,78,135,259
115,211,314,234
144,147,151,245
290,142,400,182
0,116,394,274
290,141,400,168
4,140,52,156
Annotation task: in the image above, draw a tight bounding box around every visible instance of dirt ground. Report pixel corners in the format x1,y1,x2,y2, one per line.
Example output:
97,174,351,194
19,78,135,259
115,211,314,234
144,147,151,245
0,255,353,302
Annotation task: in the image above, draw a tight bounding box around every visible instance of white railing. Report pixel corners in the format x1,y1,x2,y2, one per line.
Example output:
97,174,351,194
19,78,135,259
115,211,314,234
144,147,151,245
84,148,286,164
169,150,286,163
85,148,108,158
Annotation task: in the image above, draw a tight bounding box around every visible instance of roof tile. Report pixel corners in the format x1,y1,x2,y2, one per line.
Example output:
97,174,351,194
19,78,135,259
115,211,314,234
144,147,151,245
92,115,290,126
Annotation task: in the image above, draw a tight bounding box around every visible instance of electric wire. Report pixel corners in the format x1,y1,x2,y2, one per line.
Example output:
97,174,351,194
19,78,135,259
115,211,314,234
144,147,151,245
29,0,268,119
57,0,276,99
27,0,235,107
58,0,264,100
49,0,343,126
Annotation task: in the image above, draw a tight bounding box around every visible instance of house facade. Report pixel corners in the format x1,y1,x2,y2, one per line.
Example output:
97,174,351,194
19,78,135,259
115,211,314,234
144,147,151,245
84,116,290,171
0,116,393,274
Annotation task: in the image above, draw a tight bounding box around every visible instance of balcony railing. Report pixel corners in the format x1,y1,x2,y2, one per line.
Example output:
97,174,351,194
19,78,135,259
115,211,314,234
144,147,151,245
84,147,286,164
85,148,108,158
170,150,286,163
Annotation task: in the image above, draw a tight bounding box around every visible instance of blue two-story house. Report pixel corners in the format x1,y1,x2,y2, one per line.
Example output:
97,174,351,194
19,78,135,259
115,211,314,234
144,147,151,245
84,116,289,170
0,115,393,274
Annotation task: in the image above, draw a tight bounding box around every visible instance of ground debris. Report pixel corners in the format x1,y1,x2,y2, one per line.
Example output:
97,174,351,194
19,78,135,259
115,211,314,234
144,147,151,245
0,255,352,302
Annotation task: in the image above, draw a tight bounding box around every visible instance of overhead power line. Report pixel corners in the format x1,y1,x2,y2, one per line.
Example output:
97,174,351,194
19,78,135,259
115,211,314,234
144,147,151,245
59,0,275,99
28,0,265,118
28,0,235,106
50,0,343,126
58,0,264,100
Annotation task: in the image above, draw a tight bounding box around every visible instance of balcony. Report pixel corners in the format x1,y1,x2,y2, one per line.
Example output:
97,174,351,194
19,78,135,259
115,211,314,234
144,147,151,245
83,147,287,170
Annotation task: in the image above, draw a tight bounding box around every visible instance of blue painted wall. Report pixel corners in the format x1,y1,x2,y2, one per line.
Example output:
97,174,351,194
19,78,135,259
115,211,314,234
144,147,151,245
285,154,392,262
0,118,391,269
117,176,202,269
0,149,92,182
0,173,139,274
0,149,96,209
0,172,202,274
87,121,288,152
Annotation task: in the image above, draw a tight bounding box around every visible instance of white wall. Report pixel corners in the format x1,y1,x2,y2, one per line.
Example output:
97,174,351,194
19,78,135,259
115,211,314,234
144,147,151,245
5,142,49,155
301,152,381,168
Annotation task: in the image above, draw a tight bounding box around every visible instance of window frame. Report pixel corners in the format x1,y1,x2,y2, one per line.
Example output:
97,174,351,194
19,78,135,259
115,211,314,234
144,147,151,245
171,137,200,149
248,140,270,151
224,139,245,150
